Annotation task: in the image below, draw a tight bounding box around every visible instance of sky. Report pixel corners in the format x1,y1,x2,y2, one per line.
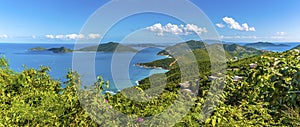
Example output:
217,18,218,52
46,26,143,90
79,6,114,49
0,0,300,43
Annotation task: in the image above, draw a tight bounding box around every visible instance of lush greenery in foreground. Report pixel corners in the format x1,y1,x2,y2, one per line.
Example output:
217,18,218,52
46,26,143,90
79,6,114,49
1,48,300,126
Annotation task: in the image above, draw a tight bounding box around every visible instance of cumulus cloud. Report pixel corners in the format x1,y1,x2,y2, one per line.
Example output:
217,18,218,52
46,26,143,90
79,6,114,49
88,33,101,39
220,35,258,39
216,23,225,28
0,34,8,39
146,23,207,36
222,17,255,31
45,33,101,40
276,32,286,36
45,35,55,39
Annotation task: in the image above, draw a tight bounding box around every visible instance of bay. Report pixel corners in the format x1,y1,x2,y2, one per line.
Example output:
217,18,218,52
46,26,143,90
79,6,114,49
0,43,168,93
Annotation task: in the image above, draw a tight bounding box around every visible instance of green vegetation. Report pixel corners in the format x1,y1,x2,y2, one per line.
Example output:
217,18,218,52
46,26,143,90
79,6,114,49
30,47,73,53
126,43,166,48
0,57,99,126
1,44,299,126
48,47,73,53
137,40,264,70
29,42,138,53
292,44,300,50
111,48,300,126
78,42,138,52
157,40,207,56
29,47,47,51
245,42,289,49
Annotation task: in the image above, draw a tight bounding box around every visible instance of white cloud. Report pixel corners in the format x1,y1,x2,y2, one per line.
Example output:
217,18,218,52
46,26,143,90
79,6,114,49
88,33,101,39
146,23,207,36
276,32,286,36
0,34,8,39
45,33,101,40
45,35,55,39
222,17,255,31
220,35,258,39
216,23,225,28
65,34,85,40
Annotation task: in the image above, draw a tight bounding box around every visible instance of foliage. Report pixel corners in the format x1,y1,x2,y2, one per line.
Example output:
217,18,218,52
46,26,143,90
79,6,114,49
0,48,299,126
0,57,98,126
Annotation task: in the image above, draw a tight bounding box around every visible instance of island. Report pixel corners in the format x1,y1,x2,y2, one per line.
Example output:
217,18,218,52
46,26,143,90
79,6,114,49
245,42,289,49
126,43,167,48
29,47,73,53
77,42,138,52
29,42,139,53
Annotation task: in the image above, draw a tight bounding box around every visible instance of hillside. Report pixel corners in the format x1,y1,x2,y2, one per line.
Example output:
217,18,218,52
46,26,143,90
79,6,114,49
111,48,300,126
157,40,207,56
157,40,264,57
137,40,264,70
223,43,265,58
1,48,299,126
292,44,300,50
78,42,138,52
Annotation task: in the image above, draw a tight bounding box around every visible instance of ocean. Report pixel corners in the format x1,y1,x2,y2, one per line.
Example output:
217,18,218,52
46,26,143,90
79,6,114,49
0,43,169,93
0,42,299,93
236,42,300,52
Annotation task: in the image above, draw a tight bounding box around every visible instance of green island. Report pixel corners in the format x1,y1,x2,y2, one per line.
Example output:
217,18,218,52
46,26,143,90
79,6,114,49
245,42,289,49
29,42,138,53
77,42,138,52
1,41,300,126
30,47,73,53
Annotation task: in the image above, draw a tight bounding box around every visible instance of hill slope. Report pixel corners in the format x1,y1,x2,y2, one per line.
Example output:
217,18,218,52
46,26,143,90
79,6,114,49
137,40,264,70
292,44,300,50
78,42,138,52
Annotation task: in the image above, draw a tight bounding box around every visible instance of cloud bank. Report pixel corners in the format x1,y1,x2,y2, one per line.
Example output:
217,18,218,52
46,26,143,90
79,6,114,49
146,23,207,36
45,33,101,40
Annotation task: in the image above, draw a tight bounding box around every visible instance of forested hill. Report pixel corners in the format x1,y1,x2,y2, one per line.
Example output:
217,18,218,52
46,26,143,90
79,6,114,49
112,48,300,126
157,40,265,58
137,40,265,70
244,42,289,48
78,42,138,52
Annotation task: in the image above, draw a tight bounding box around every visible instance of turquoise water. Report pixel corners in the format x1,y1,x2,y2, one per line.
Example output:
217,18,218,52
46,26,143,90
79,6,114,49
237,42,300,52
0,43,168,93
0,42,298,93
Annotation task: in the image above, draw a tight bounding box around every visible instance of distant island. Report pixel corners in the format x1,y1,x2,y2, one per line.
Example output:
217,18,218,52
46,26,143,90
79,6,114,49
29,42,138,53
30,47,72,53
245,42,289,49
126,43,167,48
77,42,138,52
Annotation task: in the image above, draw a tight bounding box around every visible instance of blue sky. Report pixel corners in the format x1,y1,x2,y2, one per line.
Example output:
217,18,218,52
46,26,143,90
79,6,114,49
0,0,299,43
